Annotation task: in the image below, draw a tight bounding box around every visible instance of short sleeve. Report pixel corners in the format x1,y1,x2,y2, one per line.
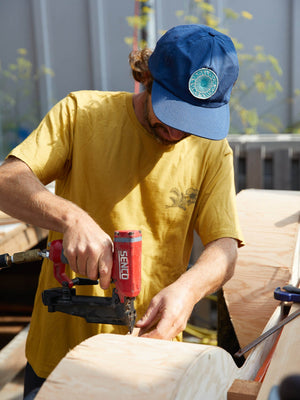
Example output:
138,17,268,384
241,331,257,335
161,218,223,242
7,93,77,185
194,141,244,247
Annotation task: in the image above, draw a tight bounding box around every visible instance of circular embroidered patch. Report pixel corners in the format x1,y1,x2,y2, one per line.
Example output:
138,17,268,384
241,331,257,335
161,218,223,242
188,68,219,100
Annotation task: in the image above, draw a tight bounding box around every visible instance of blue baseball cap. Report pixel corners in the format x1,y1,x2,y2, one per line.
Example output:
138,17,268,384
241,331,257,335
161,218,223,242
148,25,239,140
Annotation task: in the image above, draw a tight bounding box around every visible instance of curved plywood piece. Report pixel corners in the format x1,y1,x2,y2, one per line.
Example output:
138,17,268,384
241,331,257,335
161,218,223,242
36,334,239,400
223,189,300,351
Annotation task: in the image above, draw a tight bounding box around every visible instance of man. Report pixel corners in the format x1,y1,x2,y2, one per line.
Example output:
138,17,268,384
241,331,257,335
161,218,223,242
0,24,244,396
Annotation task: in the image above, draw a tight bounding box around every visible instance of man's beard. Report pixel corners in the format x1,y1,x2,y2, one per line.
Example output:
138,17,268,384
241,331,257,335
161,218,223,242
143,95,189,146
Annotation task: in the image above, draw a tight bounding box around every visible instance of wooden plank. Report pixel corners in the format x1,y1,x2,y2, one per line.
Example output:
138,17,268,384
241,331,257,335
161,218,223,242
0,211,21,225
223,190,300,351
227,379,261,400
246,147,264,189
0,316,31,337
0,378,24,400
0,326,26,335
36,334,239,400
0,223,48,254
0,325,29,390
257,302,300,399
0,316,31,324
273,149,291,190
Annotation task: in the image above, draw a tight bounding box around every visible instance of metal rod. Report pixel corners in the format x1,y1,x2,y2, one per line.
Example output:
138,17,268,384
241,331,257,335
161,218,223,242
234,307,300,358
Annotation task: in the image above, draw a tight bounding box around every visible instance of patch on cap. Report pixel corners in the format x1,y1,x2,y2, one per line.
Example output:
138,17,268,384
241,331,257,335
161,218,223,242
188,68,219,100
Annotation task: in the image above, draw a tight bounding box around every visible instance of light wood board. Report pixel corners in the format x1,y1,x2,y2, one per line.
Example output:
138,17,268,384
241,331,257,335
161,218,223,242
0,211,21,226
36,334,239,400
0,223,48,254
223,189,300,350
0,325,29,390
227,379,261,400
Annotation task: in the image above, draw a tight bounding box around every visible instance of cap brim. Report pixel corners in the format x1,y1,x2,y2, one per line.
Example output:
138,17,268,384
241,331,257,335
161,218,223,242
151,81,230,140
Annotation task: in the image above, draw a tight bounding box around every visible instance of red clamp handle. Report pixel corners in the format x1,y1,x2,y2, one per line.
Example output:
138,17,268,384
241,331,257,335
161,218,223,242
49,240,73,288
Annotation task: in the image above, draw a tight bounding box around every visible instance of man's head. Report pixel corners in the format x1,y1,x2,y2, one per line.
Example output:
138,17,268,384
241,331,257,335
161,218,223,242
148,24,239,140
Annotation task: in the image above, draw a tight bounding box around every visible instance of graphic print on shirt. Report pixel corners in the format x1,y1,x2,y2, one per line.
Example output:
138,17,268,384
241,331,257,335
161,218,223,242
166,188,199,211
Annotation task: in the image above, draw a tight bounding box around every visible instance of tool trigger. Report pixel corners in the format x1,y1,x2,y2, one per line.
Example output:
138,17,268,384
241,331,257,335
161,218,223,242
71,277,98,286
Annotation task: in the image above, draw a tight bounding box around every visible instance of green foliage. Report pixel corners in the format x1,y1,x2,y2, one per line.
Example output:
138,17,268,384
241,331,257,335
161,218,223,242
125,0,154,49
125,0,300,134
0,48,54,154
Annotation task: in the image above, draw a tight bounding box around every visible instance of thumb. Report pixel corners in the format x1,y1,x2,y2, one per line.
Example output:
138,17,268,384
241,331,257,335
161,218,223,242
136,300,161,328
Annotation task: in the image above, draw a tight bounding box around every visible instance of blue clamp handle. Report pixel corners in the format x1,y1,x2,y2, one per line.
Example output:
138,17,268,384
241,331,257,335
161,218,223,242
274,285,300,303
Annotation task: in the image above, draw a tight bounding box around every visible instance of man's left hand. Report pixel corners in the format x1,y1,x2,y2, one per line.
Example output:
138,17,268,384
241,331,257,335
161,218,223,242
135,237,238,340
135,281,195,340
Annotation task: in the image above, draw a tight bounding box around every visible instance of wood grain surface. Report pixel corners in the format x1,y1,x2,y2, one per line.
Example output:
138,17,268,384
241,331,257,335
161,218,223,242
224,189,300,350
0,224,48,254
0,211,21,226
0,325,29,389
36,334,239,400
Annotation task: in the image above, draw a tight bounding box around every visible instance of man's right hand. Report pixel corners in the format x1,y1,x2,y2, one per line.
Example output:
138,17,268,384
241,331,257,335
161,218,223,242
62,218,113,289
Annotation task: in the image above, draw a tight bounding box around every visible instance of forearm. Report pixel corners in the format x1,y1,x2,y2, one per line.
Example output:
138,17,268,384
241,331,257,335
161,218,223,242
179,237,238,304
0,157,84,233
136,237,237,339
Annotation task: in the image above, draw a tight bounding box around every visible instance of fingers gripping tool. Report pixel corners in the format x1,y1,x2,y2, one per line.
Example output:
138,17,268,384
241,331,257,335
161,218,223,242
0,230,142,333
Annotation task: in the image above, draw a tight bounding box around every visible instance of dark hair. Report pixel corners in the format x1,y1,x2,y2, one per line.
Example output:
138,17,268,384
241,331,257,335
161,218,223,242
128,49,154,93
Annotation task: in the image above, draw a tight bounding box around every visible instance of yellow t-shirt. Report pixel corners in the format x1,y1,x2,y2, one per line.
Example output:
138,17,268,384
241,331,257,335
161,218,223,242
9,91,244,378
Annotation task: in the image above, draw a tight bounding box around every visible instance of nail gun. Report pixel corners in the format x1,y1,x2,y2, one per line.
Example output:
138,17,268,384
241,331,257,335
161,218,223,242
0,230,142,333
